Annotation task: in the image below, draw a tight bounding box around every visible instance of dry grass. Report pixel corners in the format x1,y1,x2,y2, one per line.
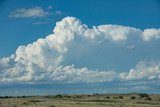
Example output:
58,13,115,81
0,93,160,107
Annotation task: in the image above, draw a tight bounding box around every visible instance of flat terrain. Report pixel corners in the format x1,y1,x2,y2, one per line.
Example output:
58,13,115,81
0,93,160,107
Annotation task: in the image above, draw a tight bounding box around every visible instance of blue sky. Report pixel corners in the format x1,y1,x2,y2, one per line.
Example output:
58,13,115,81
0,0,160,95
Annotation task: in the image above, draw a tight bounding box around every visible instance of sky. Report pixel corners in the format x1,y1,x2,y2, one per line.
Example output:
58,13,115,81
0,0,160,95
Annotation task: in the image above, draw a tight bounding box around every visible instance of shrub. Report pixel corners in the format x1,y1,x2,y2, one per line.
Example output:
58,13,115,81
4,96,11,98
22,96,26,98
118,96,123,99
93,93,99,96
66,95,71,98
54,94,63,98
28,100,42,103
113,96,118,99
138,93,149,98
130,96,136,99
105,96,110,99
49,105,56,107
13,105,17,107
75,95,83,98
146,97,152,100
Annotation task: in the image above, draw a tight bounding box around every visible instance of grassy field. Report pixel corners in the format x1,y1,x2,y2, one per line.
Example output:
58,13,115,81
0,93,160,107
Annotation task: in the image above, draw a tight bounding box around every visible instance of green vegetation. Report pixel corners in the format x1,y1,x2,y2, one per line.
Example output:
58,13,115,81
0,93,160,107
49,105,56,107
27,99,42,103
130,96,136,99
138,93,149,98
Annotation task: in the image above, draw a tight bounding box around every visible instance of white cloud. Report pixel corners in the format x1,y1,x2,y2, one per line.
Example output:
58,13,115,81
33,21,48,25
0,16,160,83
47,6,53,10
9,7,49,18
97,25,142,41
0,56,117,83
133,86,150,90
142,28,160,41
124,45,135,50
49,65,117,83
120,61,160,80
117,85,150,91
55,10,64,15
52,17,142,44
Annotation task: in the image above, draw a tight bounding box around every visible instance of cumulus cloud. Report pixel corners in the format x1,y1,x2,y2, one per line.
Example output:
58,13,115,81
142,28,160,41
9,7,49,18
0,16,160,83
0,57,117,83
120,61,160,80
